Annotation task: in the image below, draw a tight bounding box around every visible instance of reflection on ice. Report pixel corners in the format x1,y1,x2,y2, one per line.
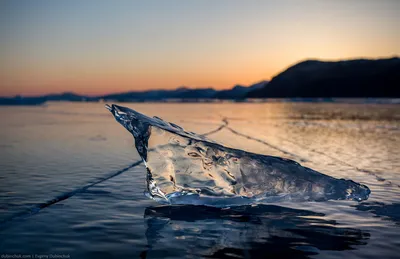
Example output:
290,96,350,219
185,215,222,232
106,104,370,206
142,205,370,258
355,202,400,225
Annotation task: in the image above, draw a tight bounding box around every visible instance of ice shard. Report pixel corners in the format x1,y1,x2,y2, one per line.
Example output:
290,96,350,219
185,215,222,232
106,104,370,206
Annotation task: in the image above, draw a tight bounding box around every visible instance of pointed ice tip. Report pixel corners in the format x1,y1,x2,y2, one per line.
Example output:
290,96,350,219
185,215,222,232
105,104,112,112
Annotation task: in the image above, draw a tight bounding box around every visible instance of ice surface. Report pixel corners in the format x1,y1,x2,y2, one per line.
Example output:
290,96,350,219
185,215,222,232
106,104,370,206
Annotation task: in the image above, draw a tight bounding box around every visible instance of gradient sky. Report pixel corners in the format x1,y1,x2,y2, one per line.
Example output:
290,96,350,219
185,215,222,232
0,0,399,96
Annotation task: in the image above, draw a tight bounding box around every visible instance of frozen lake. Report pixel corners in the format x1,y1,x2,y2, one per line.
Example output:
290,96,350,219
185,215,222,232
0,102,399,259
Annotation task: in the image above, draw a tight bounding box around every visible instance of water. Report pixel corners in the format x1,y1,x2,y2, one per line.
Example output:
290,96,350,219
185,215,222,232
106,104,370,205
0,102,399,258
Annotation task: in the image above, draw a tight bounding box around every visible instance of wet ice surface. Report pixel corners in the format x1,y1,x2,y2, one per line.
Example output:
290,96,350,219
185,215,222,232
106,104,370,205
0,102,399,259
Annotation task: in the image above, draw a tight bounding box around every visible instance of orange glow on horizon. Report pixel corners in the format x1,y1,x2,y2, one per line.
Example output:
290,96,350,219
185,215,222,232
1,54,399,97
0,59,279,97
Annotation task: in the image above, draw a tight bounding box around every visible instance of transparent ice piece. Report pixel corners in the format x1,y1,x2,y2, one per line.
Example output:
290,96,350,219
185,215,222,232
106,104,370,206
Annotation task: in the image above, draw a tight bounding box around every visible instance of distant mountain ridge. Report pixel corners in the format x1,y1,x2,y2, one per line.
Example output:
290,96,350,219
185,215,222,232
214,81,267,99
101,87,219,101
0,80,268,105
1,57,399,105
247,57,400,98
0,92,98,105
100,81,269,101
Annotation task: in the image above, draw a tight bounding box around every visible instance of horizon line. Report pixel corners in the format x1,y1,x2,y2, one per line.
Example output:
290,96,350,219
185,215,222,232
0,80,270,98
1,55,398,98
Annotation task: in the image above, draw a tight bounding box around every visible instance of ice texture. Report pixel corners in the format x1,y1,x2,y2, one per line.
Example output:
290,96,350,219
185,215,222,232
106,104,370,206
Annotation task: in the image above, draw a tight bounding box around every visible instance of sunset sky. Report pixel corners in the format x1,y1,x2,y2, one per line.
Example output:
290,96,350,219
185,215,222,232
0,0,399,96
